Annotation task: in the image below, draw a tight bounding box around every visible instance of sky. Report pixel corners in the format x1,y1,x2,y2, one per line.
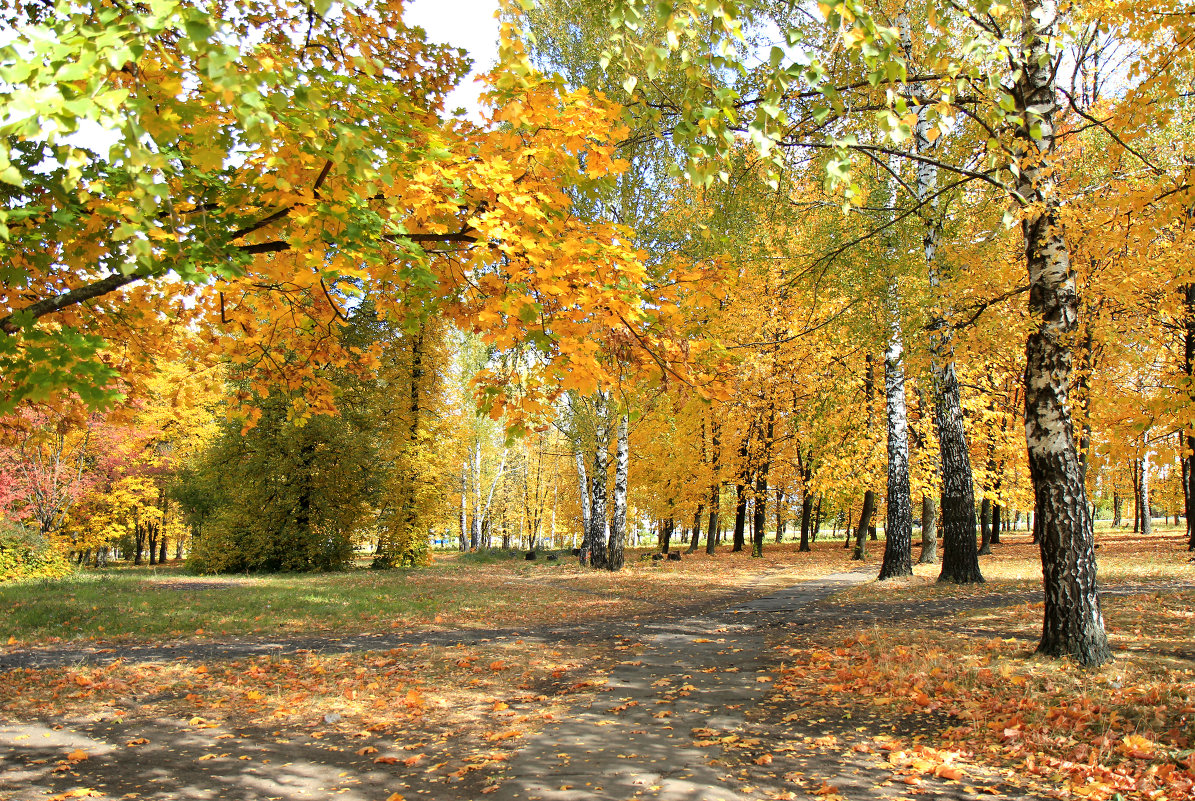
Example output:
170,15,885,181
405,0,502,119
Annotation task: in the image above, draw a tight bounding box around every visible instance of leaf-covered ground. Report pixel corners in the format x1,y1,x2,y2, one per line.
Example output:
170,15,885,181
1,533,1192,801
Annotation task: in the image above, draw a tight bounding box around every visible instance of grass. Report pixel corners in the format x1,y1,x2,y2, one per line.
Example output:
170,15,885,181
1,540,859,646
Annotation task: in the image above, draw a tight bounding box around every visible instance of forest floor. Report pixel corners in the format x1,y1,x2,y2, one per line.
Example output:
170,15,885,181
0,531,1192,801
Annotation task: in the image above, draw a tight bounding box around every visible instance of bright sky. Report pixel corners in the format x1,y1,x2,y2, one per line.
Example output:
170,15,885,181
405,0,502,119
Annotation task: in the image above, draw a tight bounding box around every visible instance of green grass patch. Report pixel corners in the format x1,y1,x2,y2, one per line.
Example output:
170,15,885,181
0,559,535,644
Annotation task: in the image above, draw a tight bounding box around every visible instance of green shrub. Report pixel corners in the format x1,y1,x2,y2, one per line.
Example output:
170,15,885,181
0,520,72,582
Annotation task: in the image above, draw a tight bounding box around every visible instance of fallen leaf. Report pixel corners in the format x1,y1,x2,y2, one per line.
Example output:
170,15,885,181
66,750,89,763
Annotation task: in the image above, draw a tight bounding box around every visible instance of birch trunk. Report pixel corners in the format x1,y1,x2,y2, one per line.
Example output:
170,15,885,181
470,443,482,550
901,14,982,584
1015,0,1110,666
587,392,610,568
459,463,468,551
575,447,590,560
608,413,629,571
879,279,913,579
1140,444,1151,536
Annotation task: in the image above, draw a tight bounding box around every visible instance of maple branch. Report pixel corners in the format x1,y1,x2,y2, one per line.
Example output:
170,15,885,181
0,271,148,334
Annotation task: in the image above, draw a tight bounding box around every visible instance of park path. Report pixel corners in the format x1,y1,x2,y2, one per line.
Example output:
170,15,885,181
486,571,868,801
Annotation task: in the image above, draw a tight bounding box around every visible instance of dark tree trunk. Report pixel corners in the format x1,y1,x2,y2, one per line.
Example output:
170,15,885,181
732,482,747,552
706,488,720,555
1186,284,1195,549
706,420,721,555
1015,0,1110,666
991,503,1002,544
133,519,145,566
920,494,938,563
935,403,982,583
844,502,854,549
799,491,813,552
687,504,704,553
978,497,992,555
661,517,674,555
813,495,823,542
752,409,774,558
148,526,157,565
1131,459,1140,533
774,488,786,543
752,480,768,558
853,491,874,561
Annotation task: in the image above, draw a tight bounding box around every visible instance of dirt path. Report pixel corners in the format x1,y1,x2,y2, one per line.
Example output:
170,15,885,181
482,571,1047,801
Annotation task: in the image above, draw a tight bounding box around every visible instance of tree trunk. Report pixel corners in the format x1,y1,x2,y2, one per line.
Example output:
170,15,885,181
588,394,610,569
1186,284,1195,549
906,43,982,584
1112,491,1121,529
813,495,823,541
688,504,704,553
844,502,854,549
706,487,720,555
799,490,813,552
919,493,937,564
879,280,913,580
752,409,774,558
774,488,786,543
459,462,469,551
978,497,992,555
732,482,747,552
608,413,629,571
853,491,874,561
471,444,483,551
706,420,721,555
1140,445,1151,537
575,447,590,558
661,516,674,554
1015,0,1110,666
752,476,768,558
991,503,1002,544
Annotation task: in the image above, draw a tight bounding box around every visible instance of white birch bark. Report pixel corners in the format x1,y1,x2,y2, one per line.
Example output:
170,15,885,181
608,413,630,571
1014,0,1110,666
880,277,913,579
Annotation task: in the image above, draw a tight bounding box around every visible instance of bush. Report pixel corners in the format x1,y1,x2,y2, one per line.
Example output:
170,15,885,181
0,520,72,582
181,397,370,575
